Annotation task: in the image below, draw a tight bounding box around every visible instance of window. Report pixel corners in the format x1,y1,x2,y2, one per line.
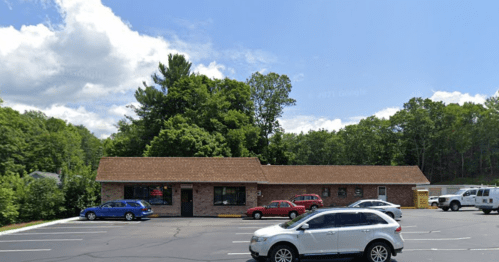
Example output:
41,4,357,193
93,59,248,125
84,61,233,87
295,196,304,201
469,190,477,195
354,187,363,197
364,213,388,225
312,196,318,200
280,202,290,208
307,214,336,229
477,190,483,196
114,201,126,207
338,187,347,198
336,212,368,227
304,195,313,200
359,201,372,208
323,188,330,197
124,185,173,205
214,186,246,206
484,189,490,197
267,202,279,208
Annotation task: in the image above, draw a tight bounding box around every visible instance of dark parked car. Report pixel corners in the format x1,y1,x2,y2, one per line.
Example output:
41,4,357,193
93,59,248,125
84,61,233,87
80,200,153,221
246,200,307,219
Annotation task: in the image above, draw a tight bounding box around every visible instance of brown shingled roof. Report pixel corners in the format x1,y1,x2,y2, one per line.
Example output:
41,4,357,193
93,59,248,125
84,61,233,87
96,157,266,183
261,165,429,185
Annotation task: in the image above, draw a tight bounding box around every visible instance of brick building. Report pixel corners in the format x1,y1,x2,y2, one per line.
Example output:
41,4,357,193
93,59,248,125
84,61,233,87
96,157,429,217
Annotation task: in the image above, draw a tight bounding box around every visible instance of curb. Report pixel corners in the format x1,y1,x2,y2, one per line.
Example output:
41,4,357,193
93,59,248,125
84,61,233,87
218,214,242,218
0,217,81,236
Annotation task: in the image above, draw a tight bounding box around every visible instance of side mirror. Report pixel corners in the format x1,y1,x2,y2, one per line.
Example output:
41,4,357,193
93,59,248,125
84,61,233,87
264,205,268,209
300,223,309,230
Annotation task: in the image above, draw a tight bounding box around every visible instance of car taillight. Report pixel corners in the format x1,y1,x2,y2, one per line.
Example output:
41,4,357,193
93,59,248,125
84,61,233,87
395,226,401,233
142,208,148,211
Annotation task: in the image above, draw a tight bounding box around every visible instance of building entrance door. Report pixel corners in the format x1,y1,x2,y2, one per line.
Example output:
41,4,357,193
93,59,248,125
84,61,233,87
181,189,193,217
378,186,387,201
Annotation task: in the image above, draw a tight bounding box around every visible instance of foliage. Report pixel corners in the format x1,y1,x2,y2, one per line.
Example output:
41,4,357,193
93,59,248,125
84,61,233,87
19,177,65,221
62,165,101,217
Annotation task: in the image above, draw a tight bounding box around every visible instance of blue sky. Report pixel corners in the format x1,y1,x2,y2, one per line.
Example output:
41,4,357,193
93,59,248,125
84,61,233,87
1,0,498,138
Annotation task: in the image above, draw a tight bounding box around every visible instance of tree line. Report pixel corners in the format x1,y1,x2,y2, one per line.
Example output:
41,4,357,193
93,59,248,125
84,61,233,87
1,53,498,226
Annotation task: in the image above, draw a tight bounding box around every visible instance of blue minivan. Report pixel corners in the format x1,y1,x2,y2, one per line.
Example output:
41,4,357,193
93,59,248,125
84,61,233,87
80,200,154,221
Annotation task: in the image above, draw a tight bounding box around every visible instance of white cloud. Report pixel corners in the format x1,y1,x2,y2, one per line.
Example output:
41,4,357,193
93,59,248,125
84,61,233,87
292,73,305,83
430,91,487,105
107,102,139,118
3,0,12,10
193,61,225,79
0,0,182,106
279,115,359,134
374,107,400,119
4,100,117,138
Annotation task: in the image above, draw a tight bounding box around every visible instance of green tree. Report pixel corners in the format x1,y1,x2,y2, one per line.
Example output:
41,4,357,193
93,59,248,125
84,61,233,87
246,72,296,158
153,53,193,93
0,176,19,226
62,165,100,217
19,177,65,221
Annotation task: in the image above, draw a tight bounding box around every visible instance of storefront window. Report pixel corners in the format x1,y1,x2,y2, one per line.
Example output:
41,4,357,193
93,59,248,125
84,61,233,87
124,185,173,205
214,186,246,206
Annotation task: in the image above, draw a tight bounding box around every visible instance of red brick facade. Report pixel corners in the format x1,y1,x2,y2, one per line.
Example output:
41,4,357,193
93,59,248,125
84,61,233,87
100,182,258,216
258,184,414,207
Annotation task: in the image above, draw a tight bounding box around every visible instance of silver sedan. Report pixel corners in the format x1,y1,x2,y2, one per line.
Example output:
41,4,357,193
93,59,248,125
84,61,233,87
348,199,402,220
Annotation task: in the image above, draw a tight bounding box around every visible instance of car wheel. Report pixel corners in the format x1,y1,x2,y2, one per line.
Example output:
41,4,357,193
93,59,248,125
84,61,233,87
431,203,438,207
289,211,298,219
450,202,460,211
442,207,449,211
311,205,318,211
253,212,262,220
125,212,135,221
366,241,391,262
270,244,296,262
386,212,394,219
86,212,96,221
483,209,491,215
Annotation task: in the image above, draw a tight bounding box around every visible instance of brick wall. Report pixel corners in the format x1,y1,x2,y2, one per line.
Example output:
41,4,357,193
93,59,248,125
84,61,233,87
101,182,258,216
194,183,257,216
257,184,414,207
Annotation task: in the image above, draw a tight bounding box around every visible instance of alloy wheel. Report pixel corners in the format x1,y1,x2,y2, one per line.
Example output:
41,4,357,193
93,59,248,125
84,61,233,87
274,248,293,262
86,212,96,221
125,213,134,221
370,245,388,262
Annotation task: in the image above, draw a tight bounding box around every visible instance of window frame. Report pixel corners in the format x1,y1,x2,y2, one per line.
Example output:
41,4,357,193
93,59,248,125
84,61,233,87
124,184,173,206
354,187,363,198
213,186,246,206
322,187,331,197
338,187,347,198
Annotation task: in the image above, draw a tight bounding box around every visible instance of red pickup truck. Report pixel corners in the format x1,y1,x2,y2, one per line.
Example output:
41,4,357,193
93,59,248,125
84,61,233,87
246,200,306,219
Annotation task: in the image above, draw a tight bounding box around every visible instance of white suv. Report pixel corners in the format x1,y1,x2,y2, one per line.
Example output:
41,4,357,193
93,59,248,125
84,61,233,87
438,188,478,211
249,208,403,262
475,188,499,214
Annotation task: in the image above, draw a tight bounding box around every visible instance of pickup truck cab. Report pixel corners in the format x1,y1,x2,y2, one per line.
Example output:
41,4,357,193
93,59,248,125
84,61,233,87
475,188,499,214
438,188,478,211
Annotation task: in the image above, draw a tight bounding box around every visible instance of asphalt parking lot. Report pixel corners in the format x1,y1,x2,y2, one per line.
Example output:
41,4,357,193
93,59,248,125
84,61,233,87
1,208,498,262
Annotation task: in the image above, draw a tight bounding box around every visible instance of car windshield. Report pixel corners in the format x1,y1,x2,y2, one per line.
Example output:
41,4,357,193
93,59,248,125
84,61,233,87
281,211,315,229
290,202,297,207
347,201,362,207
140,200,151,208
454,189,467,195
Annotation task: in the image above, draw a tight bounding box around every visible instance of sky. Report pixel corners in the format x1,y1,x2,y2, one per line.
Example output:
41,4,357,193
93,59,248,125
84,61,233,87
1,0,498,138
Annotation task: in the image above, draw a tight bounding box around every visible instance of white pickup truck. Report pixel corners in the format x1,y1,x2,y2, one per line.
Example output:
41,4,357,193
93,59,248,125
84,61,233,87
438,188,478,211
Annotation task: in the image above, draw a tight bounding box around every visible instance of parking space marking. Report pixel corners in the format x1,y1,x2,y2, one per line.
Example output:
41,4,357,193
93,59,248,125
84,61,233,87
402,225,417,228
404,237,471,241
228,252,251,255
0,249,51,252
42,226,123,229
235,233,253,235
0,239,82,243
402,231,441,234
232,241,250,243
13,231,107,235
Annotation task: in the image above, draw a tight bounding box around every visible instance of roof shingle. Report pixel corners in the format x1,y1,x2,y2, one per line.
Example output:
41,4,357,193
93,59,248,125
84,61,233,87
261,165,429,185
96,157,266,183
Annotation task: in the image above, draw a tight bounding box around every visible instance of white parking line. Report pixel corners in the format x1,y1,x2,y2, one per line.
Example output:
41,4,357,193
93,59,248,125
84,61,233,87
228,252,251,255
0,239,82,243
0,249,51,252
402,225,417,228
233,241,250,243
402,231,441,234
42,226,123,229
235,233,253,235
404,237,471,241
13,231,107,235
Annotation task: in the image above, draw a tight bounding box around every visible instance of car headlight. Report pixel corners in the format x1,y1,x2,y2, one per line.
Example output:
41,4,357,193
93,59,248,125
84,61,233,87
251,236,268,243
